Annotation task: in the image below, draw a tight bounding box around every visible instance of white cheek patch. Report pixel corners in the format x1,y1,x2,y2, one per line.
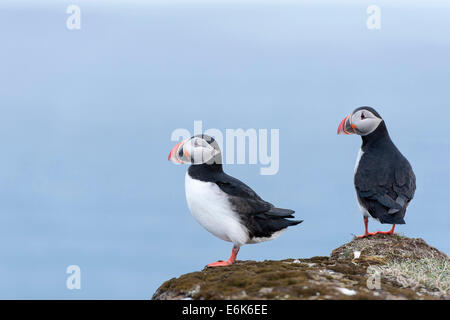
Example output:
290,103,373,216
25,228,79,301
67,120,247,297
184,139,219,164
358,118,382,136
191,146,216,164
352,111,382,136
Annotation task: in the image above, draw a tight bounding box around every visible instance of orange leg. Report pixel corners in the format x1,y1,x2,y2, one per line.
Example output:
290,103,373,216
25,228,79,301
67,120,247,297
356,217,377,238
374,224,396,235
207,246,239,267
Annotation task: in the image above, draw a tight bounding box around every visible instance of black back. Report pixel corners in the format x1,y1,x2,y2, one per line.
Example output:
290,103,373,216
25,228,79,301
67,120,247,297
188,163,302,239
355,121,416,224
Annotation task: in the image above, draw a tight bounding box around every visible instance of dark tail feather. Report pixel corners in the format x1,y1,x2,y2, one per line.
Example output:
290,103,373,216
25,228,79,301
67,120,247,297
271,218,302,232
288,219,303,226
251,212,302,238
267,207,302,229
267,207,295,218
378,213,406,225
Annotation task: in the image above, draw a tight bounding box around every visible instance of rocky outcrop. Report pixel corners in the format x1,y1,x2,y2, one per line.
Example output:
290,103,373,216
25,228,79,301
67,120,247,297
153,234,449,300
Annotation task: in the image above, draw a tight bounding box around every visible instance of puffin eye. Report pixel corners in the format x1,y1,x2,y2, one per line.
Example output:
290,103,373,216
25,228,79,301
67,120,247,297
361,113,366,120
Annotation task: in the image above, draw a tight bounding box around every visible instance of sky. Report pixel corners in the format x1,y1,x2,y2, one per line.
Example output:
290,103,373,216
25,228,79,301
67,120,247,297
0,0,449,299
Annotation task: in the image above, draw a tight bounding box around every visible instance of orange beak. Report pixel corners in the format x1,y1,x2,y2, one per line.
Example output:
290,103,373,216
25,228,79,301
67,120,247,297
168,141,184,164
337,114,356,135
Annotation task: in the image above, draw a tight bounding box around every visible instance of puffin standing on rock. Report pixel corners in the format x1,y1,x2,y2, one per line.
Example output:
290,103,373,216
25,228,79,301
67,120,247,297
168,134,302,267
337,107,416,238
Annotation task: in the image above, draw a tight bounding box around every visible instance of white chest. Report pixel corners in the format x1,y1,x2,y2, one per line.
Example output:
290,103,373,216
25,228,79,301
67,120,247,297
184,173,249,246
354,149,371,218
354,149,364,175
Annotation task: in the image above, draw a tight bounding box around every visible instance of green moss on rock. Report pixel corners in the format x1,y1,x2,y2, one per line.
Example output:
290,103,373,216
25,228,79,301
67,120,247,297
152,235,449,300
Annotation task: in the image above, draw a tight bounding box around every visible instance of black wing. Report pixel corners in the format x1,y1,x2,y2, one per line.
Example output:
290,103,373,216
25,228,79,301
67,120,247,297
355,149,416,224
214,173,302,238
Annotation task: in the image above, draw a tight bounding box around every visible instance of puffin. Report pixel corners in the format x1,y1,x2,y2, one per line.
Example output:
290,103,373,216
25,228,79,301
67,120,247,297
168,134,302,267
337,107,416,238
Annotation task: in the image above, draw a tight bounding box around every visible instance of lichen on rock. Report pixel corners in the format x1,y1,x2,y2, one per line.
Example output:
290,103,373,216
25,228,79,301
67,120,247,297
152,235,449,300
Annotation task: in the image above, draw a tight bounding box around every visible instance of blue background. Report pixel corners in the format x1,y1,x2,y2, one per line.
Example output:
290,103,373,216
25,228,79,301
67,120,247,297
0,0,449,298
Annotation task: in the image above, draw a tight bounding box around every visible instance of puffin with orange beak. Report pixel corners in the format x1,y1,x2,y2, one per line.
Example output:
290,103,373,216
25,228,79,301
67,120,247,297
168,134,302,267
337,107,416,238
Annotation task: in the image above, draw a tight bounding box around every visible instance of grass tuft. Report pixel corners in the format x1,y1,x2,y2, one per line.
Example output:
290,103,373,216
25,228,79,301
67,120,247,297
380,257,449,296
